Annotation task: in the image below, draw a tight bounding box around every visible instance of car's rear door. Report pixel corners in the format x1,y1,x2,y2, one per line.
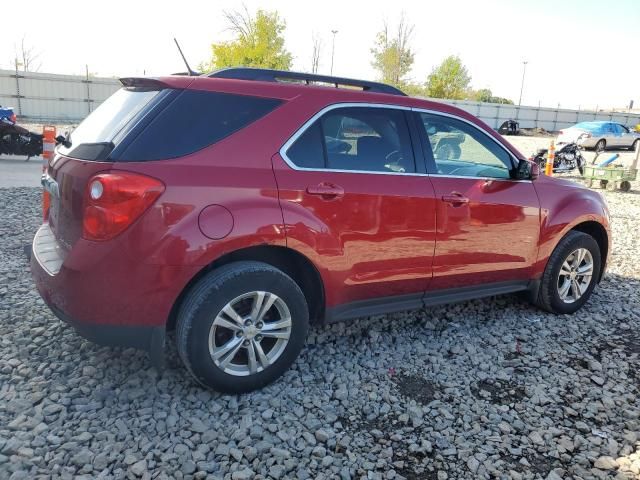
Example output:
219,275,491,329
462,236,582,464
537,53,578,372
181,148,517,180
413,110,540,290
272,104,437,313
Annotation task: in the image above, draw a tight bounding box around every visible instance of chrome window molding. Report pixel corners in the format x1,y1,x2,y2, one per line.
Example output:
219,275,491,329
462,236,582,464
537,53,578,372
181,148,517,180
278,102,530,182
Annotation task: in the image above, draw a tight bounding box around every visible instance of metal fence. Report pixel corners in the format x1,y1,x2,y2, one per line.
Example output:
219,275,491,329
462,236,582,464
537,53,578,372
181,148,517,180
2,68,639,130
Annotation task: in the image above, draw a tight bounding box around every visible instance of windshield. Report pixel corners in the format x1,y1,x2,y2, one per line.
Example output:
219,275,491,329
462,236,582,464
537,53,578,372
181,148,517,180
58,88,161,158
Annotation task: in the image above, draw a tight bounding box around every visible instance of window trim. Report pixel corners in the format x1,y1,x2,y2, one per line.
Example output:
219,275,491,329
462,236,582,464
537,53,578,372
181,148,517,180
280,103,525,181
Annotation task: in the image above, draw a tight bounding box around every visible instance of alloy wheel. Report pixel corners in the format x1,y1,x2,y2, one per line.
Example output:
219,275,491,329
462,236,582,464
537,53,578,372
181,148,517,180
557,248,594,304
208,291,292,376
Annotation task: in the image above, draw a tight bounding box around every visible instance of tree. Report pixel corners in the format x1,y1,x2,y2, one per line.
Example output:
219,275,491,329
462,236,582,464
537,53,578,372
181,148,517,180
14,35,41,72
470,88,514,104
202,6,292,72
370,15,415,88
311,33,322,74
425,55,471,99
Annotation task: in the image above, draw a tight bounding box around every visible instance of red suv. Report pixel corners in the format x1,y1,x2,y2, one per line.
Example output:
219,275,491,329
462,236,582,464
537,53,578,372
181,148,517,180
31,68,611,393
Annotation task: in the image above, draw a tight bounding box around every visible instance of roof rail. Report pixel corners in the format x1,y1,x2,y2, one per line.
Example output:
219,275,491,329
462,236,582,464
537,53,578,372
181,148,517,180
207,67,406,96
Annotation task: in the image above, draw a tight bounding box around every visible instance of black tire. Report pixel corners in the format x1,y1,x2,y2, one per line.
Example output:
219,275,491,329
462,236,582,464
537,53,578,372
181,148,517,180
534,231,601,314
599,180,609,189
578,165,585,175
595,139,606,152
620,180,631,192
176,261,309,393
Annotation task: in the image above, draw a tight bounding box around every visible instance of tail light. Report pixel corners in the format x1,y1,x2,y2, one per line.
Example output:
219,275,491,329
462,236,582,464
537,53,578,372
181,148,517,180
82,172,164,241
10,113,16,123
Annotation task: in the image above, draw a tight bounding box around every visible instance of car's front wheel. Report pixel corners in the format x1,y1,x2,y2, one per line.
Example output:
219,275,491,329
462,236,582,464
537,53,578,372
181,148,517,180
595,139,606,152
176,261,309,393
534,231,601,314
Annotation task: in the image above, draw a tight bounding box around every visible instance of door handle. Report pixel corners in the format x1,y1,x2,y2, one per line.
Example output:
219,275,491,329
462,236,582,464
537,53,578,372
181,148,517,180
441,193,469,205
306,183,344,198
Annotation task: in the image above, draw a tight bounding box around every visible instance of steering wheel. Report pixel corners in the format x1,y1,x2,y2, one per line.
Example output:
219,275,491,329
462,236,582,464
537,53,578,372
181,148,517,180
384,150,405,172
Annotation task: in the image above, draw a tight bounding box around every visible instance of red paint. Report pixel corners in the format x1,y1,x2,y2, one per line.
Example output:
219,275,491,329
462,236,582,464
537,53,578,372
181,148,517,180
31,75,611,337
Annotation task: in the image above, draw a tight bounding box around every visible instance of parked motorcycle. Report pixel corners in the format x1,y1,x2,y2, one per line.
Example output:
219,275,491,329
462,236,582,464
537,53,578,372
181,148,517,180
0,106,43,160
531,142,586,175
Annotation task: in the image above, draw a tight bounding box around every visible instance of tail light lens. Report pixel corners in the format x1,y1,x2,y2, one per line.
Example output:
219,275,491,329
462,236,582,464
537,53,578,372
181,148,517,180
10,113,16,123
82,172,164,241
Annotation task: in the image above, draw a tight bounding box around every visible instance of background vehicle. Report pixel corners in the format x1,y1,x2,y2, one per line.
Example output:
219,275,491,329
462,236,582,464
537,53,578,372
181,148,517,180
557,121,640,152
31,68,611,393
532,142,586,175
0,106,17,124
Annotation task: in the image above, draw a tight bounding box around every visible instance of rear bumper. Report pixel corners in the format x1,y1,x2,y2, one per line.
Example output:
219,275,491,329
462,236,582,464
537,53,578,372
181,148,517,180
47,301,164,355
30,223,198,365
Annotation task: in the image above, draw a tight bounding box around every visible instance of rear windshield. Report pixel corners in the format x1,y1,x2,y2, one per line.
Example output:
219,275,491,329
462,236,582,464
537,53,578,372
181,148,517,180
58,88,161,159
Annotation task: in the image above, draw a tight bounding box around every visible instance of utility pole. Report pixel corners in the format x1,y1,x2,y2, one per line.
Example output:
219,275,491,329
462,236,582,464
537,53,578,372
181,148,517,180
330,30,338,75
518,60,528,107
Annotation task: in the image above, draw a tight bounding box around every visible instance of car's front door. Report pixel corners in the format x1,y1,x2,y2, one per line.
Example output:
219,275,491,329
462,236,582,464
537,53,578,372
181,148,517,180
272,105,437,312
414,111,541,290
614,123,634,148
603,122,618,147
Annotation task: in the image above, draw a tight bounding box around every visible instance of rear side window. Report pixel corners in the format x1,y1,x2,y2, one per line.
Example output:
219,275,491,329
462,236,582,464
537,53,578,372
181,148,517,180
120,90,282,161
285,106,415,173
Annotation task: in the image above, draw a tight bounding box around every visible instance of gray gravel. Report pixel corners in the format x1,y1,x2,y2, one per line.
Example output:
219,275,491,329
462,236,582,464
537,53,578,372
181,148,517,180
1,185,639,480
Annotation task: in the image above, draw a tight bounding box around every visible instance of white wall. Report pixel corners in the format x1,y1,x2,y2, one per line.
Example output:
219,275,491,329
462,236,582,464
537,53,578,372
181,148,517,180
2,69,640,130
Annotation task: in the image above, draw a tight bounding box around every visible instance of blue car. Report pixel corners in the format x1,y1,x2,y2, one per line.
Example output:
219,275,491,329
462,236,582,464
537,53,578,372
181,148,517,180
0,106,16,124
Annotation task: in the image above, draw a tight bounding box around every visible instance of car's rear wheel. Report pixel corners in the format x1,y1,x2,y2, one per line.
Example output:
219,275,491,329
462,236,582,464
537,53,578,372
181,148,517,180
595,139,606,152
631,139,639,152
176,261,309,393
534,231,601,314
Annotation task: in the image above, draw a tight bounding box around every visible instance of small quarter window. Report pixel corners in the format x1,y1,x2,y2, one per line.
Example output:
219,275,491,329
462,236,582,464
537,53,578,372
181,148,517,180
286,122,324,168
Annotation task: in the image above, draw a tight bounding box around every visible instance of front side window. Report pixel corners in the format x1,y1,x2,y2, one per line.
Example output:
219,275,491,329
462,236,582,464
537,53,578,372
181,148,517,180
286,107,415,173
418,113,513,179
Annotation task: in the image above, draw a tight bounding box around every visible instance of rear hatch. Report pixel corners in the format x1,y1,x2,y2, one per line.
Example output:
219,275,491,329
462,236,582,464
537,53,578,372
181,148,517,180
46,81,173,251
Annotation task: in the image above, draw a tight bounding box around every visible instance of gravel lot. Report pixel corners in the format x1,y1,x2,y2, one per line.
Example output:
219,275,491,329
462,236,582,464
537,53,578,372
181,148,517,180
1,166,639,479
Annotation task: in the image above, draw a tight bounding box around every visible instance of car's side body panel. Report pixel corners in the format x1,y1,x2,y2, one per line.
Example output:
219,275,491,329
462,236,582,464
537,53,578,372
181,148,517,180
530,175,611,278
427,176,541,289
272,152,438,308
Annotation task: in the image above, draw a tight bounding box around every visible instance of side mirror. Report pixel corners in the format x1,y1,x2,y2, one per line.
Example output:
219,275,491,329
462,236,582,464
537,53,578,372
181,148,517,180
514,159,539,180
55,135,71,148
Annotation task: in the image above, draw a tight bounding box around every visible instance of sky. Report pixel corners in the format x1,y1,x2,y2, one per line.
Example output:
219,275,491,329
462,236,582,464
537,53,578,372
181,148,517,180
2,0,638,110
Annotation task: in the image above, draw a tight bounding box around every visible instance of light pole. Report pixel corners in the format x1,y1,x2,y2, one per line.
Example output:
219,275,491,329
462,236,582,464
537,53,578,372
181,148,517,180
330,30,338,75
518,60,528,107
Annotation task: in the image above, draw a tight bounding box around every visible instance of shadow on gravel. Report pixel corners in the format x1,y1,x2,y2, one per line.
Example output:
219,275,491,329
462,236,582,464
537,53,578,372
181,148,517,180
391,373,438,405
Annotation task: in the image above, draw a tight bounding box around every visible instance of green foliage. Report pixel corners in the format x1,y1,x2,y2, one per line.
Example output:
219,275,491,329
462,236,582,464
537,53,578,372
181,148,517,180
371,16,415,89
202,7,292,72
425,55,471,100
470,88,514,104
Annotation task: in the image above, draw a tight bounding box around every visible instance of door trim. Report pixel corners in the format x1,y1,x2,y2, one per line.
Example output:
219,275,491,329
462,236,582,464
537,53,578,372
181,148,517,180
324,280,531,324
